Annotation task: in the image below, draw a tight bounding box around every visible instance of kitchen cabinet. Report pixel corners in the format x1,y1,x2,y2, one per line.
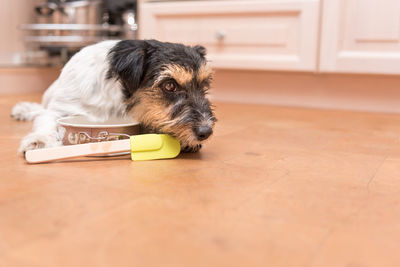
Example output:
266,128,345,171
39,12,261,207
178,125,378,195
320,0,400,75
140,0,400,75
140,0,320,71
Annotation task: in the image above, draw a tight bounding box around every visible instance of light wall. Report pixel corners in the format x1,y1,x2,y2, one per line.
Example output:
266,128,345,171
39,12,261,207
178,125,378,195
0,0,40,65
0,67,60,95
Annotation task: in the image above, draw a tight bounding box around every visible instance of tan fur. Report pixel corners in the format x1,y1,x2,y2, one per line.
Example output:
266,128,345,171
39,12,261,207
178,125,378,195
129,89,201,148
156,64,194,86
197,64,213,83
126,62,215,150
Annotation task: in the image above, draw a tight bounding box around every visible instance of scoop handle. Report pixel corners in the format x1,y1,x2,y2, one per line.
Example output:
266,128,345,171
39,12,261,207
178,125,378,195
25,139,131,163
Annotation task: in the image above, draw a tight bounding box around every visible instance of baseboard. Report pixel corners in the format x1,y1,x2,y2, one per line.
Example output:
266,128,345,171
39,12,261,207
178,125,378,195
2,67,400,114
211,69,400,113
0,67,60,95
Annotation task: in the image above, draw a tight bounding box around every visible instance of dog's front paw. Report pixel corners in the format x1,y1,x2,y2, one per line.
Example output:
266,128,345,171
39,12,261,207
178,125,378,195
19,132,62,154
11,102,43,121
181,144,202,153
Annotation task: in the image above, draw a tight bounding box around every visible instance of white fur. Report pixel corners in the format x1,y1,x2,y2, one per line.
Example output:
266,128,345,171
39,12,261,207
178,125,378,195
12,40,129,153
11,102,44,121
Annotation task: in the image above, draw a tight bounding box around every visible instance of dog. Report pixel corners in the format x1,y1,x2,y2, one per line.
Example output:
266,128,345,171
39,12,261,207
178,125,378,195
11,39,216,153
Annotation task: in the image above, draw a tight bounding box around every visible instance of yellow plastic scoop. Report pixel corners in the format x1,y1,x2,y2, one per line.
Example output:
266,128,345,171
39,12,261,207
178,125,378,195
25,134,180,164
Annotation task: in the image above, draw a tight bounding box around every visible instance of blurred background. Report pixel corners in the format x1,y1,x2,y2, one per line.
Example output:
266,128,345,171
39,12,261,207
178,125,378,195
0,0,137,66
1,0,400,113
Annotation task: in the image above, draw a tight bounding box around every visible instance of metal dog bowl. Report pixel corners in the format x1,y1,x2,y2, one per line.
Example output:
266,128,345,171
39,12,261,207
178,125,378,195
57,115,140,146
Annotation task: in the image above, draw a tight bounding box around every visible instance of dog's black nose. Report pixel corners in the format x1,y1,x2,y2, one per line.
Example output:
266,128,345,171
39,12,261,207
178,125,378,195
195,126,213,141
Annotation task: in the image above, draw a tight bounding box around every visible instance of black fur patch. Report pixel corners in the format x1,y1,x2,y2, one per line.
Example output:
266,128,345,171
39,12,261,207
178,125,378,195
107,39,207,101
107,40,147,99
192,45,207,58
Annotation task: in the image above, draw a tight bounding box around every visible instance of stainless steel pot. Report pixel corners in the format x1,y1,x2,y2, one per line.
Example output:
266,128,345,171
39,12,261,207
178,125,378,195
35,0,102,36
57,1,101,25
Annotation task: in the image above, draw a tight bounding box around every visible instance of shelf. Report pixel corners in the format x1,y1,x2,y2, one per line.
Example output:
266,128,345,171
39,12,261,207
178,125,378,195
20,24,127,32
24,36,119,47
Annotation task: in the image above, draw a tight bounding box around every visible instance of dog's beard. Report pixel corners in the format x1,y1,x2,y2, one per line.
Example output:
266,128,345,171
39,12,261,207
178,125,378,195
130,102,202,150
140,120,202,149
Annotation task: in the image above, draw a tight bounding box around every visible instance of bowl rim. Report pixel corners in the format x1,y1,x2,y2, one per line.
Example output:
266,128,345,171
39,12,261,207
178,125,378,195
57,115,139,128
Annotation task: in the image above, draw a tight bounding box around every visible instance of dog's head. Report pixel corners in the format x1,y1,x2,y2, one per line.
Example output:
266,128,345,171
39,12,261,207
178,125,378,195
107,39,216,152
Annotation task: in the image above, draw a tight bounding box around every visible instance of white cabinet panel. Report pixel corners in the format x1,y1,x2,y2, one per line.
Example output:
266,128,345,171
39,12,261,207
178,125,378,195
140,0,320,71
320,0,400,74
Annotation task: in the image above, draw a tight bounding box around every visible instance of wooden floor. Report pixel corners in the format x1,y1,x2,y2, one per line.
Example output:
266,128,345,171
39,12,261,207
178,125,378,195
1,93,400,267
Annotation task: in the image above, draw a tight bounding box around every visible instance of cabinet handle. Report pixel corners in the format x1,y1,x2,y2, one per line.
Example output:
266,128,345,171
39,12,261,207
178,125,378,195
215,30,226,41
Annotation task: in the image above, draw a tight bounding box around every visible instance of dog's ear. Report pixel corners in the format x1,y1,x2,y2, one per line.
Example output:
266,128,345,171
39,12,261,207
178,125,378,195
193,45,207,58
107,40,147,99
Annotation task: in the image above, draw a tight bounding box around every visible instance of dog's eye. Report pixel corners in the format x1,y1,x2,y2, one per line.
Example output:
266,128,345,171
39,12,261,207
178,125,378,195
162,80,177,92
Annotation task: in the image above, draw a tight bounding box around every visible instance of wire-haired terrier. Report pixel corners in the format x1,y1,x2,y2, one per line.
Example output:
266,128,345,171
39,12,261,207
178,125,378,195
11,39,216,153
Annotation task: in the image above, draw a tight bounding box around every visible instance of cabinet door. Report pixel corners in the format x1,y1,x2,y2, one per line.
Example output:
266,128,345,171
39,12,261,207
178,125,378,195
140,0,320,71
320,0,400,74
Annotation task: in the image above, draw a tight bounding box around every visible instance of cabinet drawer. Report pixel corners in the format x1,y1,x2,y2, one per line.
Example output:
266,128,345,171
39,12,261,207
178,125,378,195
140,0,320,71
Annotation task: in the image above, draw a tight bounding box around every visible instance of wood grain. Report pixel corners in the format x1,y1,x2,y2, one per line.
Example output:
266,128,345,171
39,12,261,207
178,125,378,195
1,94,400,267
